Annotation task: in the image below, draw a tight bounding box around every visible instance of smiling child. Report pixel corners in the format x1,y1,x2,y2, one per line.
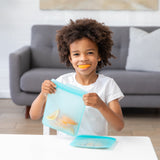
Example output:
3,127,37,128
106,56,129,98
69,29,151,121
30,18,124,136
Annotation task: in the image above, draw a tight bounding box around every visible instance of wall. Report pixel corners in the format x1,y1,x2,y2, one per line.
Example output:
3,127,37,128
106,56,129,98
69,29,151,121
0,0,160,98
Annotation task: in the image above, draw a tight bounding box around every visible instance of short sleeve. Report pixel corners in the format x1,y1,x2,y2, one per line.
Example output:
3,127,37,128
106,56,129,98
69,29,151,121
106,79,124,104
56,75,63,83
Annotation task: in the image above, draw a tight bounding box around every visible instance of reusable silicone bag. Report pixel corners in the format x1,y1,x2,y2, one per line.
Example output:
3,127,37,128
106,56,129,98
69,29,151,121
70,135,116,149
42,79,87,136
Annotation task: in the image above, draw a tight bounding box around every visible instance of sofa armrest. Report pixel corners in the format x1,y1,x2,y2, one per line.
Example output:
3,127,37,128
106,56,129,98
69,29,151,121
9,46,31,103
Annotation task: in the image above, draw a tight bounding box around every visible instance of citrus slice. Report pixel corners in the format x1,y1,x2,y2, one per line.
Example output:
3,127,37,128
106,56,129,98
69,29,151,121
60,115,77,125
78,64,91,69
46,109,59,120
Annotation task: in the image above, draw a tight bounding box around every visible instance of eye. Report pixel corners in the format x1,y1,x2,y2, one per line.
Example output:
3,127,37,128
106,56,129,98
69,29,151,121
88,51,93,55
73,53,79,56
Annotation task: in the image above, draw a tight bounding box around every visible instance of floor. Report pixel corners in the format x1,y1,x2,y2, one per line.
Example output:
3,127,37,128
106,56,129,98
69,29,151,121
0,99,160,159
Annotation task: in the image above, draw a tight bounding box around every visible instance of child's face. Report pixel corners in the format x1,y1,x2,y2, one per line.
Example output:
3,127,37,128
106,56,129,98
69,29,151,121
69,37,101,76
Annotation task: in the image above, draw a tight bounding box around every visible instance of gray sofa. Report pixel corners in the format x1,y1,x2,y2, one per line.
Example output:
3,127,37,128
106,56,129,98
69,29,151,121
9,25,160,118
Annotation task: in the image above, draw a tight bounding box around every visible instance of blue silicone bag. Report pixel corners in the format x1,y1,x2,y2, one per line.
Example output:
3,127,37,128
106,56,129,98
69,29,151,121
70,135,116,149
42,79,87,136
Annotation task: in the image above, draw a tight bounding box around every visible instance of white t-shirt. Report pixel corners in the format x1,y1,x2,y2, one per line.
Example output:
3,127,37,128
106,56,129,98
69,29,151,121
56,72,124,136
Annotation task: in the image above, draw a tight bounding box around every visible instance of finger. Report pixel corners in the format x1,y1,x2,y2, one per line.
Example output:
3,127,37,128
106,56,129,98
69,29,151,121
84,100,92,106
49,87,56,94
83,95,87,101
43,86,50,91
44,90,55,94
45,82,52,87
83,93,97,98
43,80,55,87
83,95,92,101
51,82,56,88
43,80,51,85
44,82,56,90
51,88,56,93
83,97,91,105
43,87,55,94
46,81,56,88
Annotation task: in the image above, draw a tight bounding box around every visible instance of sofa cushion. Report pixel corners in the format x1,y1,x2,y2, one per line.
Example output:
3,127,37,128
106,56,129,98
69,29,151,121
126,27,160,72
103,27,130,69
20,68,74,93
99,70,160,94
31,25,66,68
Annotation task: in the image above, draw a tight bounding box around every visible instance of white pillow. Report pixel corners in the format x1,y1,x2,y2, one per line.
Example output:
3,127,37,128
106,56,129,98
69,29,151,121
125,27,160,72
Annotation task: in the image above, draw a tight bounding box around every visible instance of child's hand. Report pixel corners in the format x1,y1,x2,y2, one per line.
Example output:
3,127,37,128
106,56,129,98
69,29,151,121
83,93,105,110
41,80,56,96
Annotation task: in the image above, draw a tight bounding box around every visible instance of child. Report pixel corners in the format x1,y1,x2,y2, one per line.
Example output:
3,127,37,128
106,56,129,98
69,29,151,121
30,18,124,136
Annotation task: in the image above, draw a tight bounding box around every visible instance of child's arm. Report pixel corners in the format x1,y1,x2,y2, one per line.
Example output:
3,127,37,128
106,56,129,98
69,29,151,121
29,80,56,120
83,93,124,131
99,99,124,131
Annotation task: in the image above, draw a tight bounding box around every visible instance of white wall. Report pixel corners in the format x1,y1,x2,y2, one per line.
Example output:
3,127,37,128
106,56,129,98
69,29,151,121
0,0,160,98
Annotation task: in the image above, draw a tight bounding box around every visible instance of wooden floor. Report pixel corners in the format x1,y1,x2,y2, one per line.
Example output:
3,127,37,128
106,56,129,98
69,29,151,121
0,99,160,159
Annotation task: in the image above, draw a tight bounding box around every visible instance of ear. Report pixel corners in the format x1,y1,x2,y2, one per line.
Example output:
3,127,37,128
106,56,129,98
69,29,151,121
69,55,72,64
98,56,101,62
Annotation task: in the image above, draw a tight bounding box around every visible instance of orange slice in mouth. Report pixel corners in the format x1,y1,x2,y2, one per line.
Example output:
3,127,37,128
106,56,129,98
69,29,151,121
78,64,91,69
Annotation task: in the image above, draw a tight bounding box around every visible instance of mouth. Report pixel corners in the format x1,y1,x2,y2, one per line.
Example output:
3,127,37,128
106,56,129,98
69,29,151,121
78,64,91,69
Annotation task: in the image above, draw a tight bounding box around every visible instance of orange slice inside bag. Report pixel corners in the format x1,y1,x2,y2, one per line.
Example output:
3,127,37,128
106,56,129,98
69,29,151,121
46,109,60,120
59,115,77,125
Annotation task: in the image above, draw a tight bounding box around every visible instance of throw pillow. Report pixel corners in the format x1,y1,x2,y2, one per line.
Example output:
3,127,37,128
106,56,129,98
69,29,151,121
125,27,160,72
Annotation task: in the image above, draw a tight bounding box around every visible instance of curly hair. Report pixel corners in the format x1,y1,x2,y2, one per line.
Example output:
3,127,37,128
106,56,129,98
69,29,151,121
56,18,114,69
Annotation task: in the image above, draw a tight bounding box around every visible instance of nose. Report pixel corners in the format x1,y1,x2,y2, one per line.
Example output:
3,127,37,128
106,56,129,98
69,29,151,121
80,54,88,61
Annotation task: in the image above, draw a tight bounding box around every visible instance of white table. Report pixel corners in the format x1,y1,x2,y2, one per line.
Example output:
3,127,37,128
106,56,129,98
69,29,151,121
0,134,158,160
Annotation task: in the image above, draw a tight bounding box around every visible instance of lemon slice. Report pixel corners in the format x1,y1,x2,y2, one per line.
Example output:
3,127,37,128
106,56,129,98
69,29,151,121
46,109,59,120
60,115,77,125
78,64,91,69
